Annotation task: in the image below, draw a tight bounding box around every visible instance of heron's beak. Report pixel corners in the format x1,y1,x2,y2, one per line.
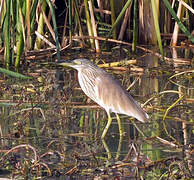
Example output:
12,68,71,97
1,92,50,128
56,60,75,68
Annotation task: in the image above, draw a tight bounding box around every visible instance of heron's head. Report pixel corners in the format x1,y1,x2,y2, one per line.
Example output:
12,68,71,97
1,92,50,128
57,58,97,70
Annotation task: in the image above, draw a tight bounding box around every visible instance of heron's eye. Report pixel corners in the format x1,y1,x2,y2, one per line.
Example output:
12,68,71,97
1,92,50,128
74,60,82,65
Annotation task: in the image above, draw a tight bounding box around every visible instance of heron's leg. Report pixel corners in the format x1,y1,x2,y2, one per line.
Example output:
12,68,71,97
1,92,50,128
101,112,112,139
116,113,123,137
102,139,112,159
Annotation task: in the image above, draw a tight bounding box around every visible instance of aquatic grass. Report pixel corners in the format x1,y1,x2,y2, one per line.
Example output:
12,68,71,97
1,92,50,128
68,0,72,44
0,67,32,79
162,0,194,43
168,70,194,89
0,102,18,107
30,0,38,30
88,0,100,52
35,1,47,49
110,0,116,39
0,0,61,68
15,30,24,68
26,0,32,50
73,0,85,47
151,0,163,56
15,0,27,68
162,95,184,146
132,0,137,52
106,0,132,39
118,5,132,41
3,0,11,67
0,0,193,79
84,0,95,48
45,0,61,60
143,90,184,107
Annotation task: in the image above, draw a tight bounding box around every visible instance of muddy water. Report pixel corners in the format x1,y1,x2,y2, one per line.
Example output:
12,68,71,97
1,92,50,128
0,47,193,179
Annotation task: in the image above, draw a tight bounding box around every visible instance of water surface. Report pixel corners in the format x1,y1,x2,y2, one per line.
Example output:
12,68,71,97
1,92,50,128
0,47,193,179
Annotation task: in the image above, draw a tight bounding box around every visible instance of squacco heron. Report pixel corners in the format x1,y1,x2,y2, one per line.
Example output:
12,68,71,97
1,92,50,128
58,59,149,139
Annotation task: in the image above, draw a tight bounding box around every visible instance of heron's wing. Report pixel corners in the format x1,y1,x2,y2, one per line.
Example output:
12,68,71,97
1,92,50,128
95,72,148,122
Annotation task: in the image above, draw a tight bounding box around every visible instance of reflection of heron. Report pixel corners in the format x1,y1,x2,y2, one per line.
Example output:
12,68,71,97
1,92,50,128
58,59,149,139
